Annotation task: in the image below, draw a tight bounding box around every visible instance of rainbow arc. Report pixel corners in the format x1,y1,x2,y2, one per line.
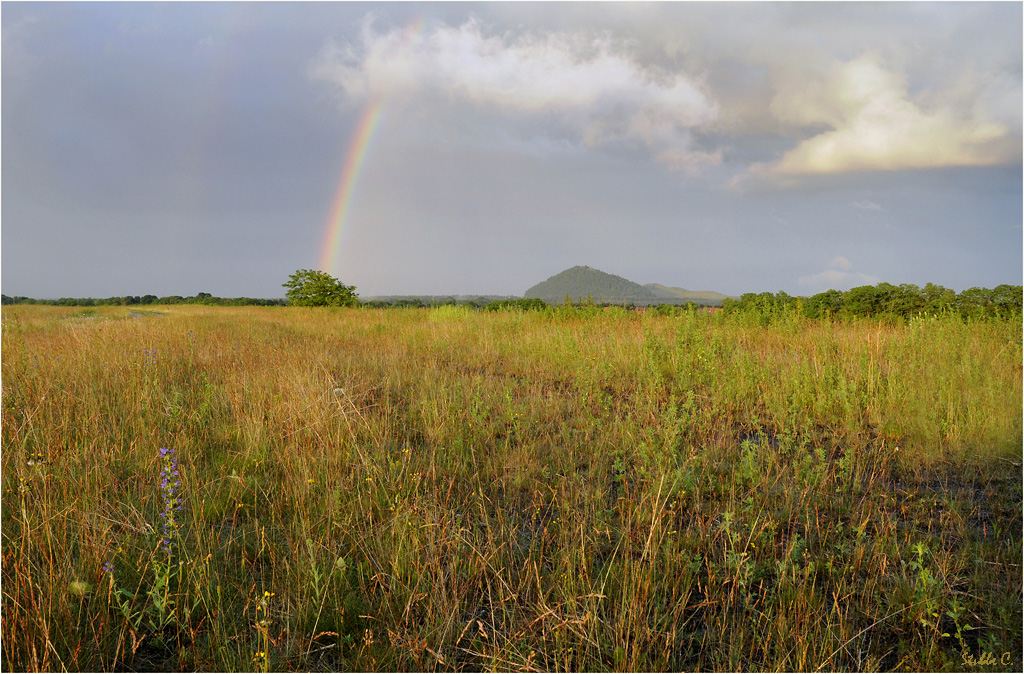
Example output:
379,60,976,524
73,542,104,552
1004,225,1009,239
317,98,385,274
317,18,427,276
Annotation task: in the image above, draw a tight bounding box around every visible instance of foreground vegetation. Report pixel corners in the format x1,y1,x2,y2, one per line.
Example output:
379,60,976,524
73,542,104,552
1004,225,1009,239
2,304,1021,671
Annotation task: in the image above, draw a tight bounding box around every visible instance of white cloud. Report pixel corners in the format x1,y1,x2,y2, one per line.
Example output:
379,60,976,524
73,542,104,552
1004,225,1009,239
310,18,720,174
799,256,878,290
751,54,1015,179
851,199,882,211
830,256,852,272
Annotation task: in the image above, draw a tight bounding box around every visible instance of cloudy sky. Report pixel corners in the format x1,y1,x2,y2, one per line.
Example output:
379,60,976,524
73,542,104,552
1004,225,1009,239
3,1,1021,299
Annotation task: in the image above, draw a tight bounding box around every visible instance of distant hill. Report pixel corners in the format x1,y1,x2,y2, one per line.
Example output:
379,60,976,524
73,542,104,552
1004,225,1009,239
643,283,733,304
524,266,656,305
361,295,514,307
524,265,730,306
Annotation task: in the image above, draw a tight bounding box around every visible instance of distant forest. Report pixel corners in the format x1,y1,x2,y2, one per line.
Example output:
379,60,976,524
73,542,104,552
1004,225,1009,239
0,293,509,309
0,293,286,307
2,282,1021,319
725,282,1022,320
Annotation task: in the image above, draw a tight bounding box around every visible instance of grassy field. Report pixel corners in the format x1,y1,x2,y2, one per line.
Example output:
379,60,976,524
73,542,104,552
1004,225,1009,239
2,304,1021,672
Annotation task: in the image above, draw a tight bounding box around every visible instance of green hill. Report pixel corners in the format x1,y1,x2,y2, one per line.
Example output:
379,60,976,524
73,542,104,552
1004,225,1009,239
524,266,732,306
643,283,732,304
524,266,657,305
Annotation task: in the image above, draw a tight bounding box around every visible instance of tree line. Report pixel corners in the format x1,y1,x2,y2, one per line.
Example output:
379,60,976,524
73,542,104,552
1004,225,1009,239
723,282,1022,319
0,293,287,307
4,276,1021,320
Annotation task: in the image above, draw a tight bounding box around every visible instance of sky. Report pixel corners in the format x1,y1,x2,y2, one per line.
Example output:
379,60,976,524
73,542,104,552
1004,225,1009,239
2,1,1021,299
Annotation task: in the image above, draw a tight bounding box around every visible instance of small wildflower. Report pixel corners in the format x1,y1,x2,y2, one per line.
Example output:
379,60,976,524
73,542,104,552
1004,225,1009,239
102,561,114,574
157,448,183,555
141,349,157,370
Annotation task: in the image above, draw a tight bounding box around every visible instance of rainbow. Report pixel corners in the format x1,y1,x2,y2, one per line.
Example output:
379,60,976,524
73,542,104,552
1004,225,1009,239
317,97,386,275
317,18,427,276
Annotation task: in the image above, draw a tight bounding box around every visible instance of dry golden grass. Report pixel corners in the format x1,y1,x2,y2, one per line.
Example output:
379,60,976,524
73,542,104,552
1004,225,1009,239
2,304,1020,671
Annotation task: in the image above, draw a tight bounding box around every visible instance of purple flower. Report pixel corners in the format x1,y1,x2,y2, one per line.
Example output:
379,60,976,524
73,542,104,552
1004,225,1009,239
156,447,183,555
102,562,114,574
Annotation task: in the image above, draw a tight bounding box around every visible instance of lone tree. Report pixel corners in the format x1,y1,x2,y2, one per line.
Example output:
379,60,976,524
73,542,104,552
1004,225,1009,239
283,269,358,307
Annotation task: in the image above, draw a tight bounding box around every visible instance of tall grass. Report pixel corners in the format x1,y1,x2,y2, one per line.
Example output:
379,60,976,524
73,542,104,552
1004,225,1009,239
2,304,1020,671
